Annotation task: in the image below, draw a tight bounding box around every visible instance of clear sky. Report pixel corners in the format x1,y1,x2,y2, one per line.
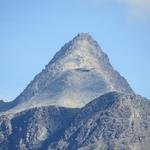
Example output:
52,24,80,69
0,0,150,101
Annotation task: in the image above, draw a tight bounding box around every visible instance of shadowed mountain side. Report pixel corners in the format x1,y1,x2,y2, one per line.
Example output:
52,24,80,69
0,92,150,150
0,106,79,150
48,92,150,150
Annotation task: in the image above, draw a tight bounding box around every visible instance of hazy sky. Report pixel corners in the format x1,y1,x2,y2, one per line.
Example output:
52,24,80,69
0,0,150,101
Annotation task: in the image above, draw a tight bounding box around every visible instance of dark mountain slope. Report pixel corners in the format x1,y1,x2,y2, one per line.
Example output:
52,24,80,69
49,92,150,150
0,92,149,150
0,106,79,150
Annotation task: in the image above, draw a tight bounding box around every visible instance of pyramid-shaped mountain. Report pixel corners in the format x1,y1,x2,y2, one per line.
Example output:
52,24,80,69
1,33,133,113
1,33,150,150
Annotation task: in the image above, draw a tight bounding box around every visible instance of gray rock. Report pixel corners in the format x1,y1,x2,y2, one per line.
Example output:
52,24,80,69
0,92,150,150
0,33,148,150
0,106,79,150
0,33,133,113
48,92,150,150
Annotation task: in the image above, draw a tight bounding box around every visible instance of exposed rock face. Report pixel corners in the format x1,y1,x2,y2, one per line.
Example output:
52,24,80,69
50,92,150,150
0,92,150,150
0,33,133,113
0,106,78,150
1,33,149,150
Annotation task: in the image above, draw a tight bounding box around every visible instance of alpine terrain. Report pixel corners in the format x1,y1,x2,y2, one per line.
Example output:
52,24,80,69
0,33,133,113
0,33,149,150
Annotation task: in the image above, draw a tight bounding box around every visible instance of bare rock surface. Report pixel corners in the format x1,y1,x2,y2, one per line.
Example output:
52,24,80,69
0,33,133,113
0,92,150,150
0,34,149,150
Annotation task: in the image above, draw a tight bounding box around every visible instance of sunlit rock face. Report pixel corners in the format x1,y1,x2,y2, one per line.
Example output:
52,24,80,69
0,33,149,150
5,33,133,112
0,33,133,114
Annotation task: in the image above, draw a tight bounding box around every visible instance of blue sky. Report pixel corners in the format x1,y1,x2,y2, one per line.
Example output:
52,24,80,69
0,0,150,101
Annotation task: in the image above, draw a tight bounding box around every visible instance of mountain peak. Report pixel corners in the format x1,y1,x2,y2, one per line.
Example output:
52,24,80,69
74,33,93,40
72,33,100,49
0,33,134,113
49,33,102,67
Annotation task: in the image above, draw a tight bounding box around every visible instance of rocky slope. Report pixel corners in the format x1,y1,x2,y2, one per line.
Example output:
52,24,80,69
0,106,78,150
0,33,149,150
50,92,150,150
0,92,150,150
0,33,133,113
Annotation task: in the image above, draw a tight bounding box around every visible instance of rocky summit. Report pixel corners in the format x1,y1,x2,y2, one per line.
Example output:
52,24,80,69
0,33,149,150
0,33,133,113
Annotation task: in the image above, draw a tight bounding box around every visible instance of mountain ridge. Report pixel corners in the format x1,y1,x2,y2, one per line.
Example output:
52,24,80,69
0,33,149,150
0,91,150,150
